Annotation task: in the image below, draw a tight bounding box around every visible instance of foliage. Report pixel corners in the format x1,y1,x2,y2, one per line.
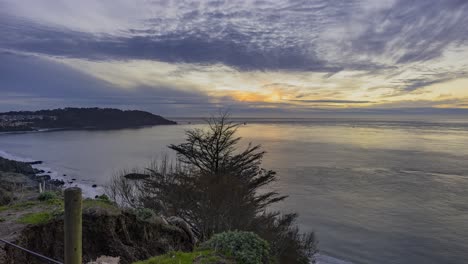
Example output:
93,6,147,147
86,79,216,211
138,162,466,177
202,231,270,264
0,188,13,206
133,250,225,264
0,107,176,131
136,207,155,220
106,167,148,209
17,212,53,224
142,113,286,239
252,213,317,264
96,194,111,202
38,191,58,201
45,197,64,206
108,112,317,263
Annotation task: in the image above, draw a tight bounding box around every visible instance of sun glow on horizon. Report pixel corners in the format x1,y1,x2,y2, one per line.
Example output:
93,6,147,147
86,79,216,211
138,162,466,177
42,46,468,110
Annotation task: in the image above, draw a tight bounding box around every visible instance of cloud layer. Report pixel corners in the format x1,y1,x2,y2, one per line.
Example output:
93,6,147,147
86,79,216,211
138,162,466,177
1,0,468,115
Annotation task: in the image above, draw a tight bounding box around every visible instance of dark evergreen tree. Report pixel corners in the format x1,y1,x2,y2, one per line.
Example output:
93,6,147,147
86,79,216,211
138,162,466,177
137,112,317,263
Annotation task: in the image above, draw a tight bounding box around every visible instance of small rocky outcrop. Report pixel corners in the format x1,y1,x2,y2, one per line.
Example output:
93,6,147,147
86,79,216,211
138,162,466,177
124,173,150,180
4,208,194,264
26,161,43,165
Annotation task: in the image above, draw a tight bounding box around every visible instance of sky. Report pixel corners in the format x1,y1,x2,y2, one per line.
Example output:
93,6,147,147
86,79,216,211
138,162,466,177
1,0,468,117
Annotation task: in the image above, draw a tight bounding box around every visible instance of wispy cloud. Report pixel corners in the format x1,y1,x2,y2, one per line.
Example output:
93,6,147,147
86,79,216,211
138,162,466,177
1,0,468,114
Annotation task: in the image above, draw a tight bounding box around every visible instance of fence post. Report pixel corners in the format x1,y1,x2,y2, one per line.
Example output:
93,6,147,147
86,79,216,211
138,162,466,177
64,187,82,264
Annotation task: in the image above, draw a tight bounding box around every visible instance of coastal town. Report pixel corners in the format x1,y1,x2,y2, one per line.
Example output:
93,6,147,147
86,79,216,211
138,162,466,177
0,114,56,131
0,115,53,126
0,108,176,132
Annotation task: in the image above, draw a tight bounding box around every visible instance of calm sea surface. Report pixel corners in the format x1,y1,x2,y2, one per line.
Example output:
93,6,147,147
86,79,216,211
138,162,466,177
1,117,468,264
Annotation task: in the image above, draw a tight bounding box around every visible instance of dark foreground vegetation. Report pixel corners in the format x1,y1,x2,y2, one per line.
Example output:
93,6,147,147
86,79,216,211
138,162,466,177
0,107,176,132
0,156,64,206
0,113,316,264
109,113,317,263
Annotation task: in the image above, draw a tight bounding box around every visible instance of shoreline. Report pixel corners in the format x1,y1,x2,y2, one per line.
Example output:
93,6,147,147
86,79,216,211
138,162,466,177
0,151,347,264
0,123,179,136
0,149,104,198
0,128,67,135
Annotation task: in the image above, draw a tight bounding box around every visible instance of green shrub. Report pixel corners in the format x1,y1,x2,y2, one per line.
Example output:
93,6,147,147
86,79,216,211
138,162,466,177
202,231,270,264
0,188,13,206
254,213,317,264
97,194,111,202
136,208,155,220
38,191,57,201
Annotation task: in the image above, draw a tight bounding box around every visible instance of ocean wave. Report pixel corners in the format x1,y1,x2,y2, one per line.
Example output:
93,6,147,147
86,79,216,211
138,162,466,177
0,149,35,162
316,254,353,264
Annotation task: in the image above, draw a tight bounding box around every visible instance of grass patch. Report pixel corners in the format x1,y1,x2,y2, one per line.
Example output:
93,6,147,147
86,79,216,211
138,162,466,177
83,198,116,208
133,250,226,264
17,212,53,224
44,198,64,207
83,198,120,214
0,201,40,212
1,198,117,215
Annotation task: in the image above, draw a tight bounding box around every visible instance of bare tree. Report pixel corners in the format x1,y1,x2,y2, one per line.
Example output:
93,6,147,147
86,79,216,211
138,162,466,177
106,168,146,208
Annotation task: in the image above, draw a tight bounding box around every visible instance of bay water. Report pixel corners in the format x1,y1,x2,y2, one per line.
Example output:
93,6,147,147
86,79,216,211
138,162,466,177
1,116,468,264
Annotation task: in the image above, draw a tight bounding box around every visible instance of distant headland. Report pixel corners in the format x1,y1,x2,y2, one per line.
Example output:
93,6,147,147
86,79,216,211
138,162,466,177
0,107,176,132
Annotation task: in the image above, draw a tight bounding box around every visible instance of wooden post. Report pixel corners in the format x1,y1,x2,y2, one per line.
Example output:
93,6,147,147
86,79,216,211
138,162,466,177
64,187,82,264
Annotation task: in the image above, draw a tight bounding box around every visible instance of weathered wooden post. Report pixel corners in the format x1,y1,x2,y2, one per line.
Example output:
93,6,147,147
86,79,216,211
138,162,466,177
64,187,82,264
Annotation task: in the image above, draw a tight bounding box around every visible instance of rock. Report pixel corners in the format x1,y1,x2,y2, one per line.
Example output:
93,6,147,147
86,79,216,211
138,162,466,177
47,171,52,174
72,179,76,181
123,173,149,180
26,161,43,165
36,175,51,181
92,184,97,188
63,174,67,176
49,179,65,186
87,256,120,264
